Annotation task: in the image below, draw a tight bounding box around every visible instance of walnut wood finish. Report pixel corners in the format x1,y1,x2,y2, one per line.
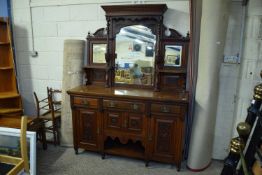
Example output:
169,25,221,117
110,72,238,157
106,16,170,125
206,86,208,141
85,4,190,91
0,17,22,116
69,4,190,171
68,85,188,170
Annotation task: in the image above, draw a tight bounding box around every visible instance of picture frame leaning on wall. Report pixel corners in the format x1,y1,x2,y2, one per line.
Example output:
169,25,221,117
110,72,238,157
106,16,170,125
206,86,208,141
0,127,37,175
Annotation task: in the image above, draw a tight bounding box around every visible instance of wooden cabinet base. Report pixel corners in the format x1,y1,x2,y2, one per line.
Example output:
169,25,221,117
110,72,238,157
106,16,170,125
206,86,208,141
68,85,188,170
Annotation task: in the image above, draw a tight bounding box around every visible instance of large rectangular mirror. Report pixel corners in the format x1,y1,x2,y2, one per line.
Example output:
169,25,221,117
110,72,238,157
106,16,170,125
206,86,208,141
115,25,155,86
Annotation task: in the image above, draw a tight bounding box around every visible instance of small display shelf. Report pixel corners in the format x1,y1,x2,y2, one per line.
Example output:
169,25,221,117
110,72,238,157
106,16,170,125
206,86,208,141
158,68,187,74
0,45,12,67
0,92,20,99
0,19,8,43
0,97,22,115
104,137,145,159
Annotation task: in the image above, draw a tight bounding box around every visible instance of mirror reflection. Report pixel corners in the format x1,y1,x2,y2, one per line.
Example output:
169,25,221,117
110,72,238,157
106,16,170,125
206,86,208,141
93,43,107,64
164,45,182,67
115,25,155,85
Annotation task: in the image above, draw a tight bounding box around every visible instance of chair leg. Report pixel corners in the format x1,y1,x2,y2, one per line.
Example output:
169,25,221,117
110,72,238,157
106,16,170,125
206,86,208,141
53,127,57,146
56,118,61,145
56,128,60,145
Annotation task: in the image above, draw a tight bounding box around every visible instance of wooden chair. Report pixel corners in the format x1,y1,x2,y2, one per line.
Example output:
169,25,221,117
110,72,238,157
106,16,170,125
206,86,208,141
0,116,29,175
47,87,62,133
33,88,61,146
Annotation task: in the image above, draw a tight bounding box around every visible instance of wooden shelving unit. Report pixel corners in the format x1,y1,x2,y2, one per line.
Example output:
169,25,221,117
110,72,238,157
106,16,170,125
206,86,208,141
0,17,23,116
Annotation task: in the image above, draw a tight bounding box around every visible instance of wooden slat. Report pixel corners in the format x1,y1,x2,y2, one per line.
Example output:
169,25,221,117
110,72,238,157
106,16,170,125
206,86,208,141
0,108,23,114
0,92,19,99
0,42,10,45
7,160,24,175
0,66,13,70
20,116,29,172
0,155,22,165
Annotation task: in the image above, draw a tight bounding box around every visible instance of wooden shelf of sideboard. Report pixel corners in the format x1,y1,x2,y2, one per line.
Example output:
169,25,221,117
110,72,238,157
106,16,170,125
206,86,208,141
83,65,107,70
158,68,187,74
104,145,145,159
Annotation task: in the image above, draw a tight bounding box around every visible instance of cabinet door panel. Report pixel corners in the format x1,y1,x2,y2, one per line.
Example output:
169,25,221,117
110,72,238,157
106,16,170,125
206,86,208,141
78,109,100,150
104,111,122,130
126,113,144,134
152,115,175,161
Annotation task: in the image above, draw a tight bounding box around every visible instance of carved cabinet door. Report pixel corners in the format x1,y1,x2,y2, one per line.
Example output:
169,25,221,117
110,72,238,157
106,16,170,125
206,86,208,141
104,111,123,131
151,115,177,162
125,113,145,135
77,109,101,151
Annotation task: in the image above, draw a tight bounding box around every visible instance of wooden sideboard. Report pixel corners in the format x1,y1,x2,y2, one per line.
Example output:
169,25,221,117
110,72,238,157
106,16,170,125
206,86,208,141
67,4,191,171
68,85,188,170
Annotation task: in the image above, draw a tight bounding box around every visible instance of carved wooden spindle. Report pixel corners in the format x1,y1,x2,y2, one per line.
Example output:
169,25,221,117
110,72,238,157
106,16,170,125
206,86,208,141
154,17,163,91
105,17,111,88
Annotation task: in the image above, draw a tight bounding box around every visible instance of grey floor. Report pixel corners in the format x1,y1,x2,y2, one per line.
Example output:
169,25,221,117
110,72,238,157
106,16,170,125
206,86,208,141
37,144,223,175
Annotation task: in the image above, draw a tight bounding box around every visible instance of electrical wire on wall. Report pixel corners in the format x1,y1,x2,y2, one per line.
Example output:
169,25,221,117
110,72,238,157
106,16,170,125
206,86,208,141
29,0,38,57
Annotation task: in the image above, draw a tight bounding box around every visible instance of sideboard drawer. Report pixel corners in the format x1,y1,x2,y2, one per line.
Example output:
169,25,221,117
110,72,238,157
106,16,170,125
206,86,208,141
73,97,98,109
151,103,182,114
103,99,145,112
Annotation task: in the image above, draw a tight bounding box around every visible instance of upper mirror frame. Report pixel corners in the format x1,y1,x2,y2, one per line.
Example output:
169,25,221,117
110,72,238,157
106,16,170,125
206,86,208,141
98,4,190,90
102,4,168,88
161,27,190,70
87,28,107,66
162,41,189,70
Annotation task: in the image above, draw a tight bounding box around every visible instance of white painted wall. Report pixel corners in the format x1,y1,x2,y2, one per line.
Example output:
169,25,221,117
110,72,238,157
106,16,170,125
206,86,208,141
212,1,242,160
213,0,262,159
231,0,262,135
11,0,190,116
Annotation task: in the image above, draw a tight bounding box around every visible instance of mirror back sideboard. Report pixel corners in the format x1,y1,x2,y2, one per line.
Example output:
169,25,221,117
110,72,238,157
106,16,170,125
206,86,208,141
68,4,190,171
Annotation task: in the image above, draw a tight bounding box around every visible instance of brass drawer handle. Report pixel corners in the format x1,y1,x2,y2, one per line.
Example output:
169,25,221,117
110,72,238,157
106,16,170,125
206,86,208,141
161,106,170,113
81,100,89,106
109,101,116,107
133,104,139,111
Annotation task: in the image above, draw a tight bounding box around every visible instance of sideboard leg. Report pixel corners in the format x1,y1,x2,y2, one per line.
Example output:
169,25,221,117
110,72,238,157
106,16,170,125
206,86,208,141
74,148,78,155
101,152,106,159
176,164,181,172
145,160,149,167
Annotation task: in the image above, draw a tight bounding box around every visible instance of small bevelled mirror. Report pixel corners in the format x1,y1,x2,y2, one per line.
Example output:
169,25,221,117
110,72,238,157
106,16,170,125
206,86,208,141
164,45,182,67
92,43,107,64
115,25,155,86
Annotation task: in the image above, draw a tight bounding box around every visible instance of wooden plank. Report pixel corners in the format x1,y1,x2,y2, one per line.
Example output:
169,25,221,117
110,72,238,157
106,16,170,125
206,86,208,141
0,155,22,164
